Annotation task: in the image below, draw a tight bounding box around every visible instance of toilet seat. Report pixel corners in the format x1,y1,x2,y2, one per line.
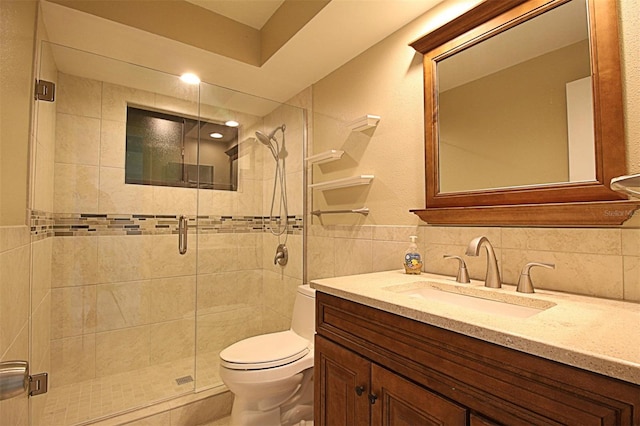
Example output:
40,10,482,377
220,330,310,370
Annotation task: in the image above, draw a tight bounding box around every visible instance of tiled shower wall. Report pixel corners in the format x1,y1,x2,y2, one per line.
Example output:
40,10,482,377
35,70,306,399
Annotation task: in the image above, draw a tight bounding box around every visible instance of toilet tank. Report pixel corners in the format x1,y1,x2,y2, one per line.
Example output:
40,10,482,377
291,285,316,342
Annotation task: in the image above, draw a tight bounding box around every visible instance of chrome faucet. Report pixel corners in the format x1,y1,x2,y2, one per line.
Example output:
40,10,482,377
465,236,501,288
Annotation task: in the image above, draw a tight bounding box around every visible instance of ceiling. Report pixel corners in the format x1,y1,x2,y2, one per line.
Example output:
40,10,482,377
40,0,443,103
183,0,285,29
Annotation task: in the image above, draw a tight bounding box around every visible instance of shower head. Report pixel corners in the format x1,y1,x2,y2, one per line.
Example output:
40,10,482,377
256,124,286,144
255,131,273,146
255,124,286,160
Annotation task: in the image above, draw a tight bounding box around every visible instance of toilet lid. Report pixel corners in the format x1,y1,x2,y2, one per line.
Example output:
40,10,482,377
220,330,310,370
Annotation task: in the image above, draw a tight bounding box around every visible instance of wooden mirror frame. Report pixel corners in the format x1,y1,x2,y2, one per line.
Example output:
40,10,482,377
410,0,639,226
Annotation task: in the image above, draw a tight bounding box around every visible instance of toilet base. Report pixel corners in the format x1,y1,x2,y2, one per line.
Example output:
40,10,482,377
227,369,314,426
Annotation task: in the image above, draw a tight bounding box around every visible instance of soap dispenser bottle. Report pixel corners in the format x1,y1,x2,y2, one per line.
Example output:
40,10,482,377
404,235,423,275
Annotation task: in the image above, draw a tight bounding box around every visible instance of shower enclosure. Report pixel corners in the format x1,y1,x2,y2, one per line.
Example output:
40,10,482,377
29,41,306,425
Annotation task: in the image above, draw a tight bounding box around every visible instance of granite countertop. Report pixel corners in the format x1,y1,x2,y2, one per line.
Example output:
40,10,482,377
310,270,640,386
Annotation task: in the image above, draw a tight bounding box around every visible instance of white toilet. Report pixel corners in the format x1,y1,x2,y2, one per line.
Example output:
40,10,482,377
219,285,316,426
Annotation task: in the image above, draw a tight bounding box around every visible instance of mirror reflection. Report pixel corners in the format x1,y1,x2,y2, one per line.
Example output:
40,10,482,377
437,0,593,193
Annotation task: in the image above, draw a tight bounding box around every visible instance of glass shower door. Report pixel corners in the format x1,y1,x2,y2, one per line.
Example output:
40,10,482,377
30,42,200,425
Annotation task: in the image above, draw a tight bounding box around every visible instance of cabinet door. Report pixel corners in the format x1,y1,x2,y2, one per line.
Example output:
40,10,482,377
315,335,371,426
371,364,467,426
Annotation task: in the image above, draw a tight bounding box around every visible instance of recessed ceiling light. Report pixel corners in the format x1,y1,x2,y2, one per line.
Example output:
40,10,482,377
180,73,200,84
210,132,223,139
225,120,240,127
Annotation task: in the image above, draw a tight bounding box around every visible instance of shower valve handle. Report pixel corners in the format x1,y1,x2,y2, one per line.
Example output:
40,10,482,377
274,244,288,266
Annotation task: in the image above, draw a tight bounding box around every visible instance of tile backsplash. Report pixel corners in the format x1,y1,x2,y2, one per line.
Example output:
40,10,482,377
307,224,640,302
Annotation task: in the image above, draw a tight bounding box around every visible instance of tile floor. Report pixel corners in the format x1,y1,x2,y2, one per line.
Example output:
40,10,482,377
41,356,221,425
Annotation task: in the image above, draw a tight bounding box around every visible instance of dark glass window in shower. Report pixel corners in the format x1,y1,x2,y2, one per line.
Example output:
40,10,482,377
125,106,239,191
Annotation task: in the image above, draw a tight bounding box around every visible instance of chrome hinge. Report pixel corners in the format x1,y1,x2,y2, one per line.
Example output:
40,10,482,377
29,372,48,396
34,79,55,102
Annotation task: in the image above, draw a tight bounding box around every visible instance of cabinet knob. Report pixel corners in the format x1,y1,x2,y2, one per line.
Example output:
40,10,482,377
368,393,378,405
355,385,365,396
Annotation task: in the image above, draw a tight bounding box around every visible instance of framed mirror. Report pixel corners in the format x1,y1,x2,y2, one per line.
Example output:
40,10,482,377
410,0,639,226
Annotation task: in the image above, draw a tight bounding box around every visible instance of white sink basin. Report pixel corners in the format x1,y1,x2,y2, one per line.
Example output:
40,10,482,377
387,281,555,318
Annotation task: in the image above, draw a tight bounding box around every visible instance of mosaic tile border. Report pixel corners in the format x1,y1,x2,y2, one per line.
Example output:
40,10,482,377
30,211,303,238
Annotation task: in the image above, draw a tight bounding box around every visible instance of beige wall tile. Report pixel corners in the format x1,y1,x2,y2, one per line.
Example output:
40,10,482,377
33,140,55,212
31,237,52,309
237,178,262,217
197,234,239,274
197,189,237,217
150,235,197,279
55,113,101,166
285,171,304,217
95,326,150,377
332,224,373,240
260,304,290,336
31,292,51,371
306,234,335,280
502,249,624,298
148,319,195,365
372,240,407,272
197,271,262,315
52,236,99,287
98,167,154,214
236,233,263,270
154,93,199,118
101,83,155,122
52,285,96,338
502,227,622,255
424,226,501,247
623,256,640,302
262,270,299,321
334,237,373,277
54,163,99,213
51,334,96,386
97,235,154,283
96,281,149,332
372,225,423,242
622,229,640,256
0,244,30,355
196,307,261,356
147,275,197,323
57,73,102,118
0,324,29,426
0,226,30,252
152,186,198,216
100,119,126,168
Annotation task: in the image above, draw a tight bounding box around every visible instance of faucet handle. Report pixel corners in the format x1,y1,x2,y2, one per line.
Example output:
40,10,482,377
517,262,555,293
443,255,471,284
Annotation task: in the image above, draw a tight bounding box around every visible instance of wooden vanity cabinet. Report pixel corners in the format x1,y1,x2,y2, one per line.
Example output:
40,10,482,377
314,292,640,425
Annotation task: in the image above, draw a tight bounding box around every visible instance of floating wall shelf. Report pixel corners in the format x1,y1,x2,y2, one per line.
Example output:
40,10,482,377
347,115,380,132
311,207,369,216
309,175,374,191
305,150,345,165
611,173,640,199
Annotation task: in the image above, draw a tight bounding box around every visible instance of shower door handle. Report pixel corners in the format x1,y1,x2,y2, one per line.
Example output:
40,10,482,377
178,215,188,255
0,361,28,400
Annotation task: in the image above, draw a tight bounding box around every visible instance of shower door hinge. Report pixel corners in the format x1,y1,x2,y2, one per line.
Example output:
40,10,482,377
29,372,48,396
34,79,55,102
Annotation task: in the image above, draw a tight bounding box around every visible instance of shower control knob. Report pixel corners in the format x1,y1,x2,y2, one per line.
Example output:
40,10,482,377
274,244,288,266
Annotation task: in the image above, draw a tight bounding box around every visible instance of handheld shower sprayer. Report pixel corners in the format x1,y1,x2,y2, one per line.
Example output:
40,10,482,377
256,124,289,239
